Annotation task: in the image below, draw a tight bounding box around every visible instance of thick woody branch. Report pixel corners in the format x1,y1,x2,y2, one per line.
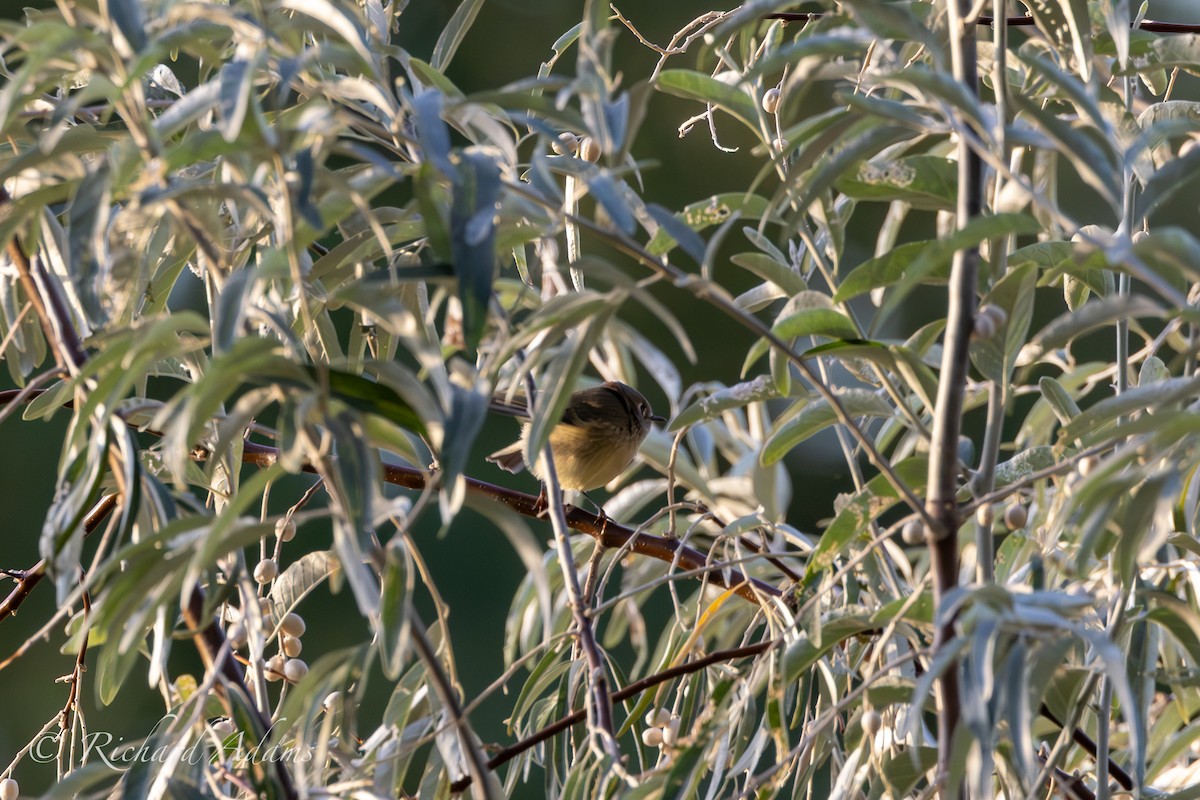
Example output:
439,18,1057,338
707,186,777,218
925,0,981,795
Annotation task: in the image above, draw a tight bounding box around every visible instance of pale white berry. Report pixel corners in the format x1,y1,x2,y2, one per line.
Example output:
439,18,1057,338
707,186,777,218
641,727,663,747
227,622,248,649
265,655,286,682
323,691,341,713
901,519,925,545
0,778,18,800
253,559,278,584
578,136,601,163
283,658,308,682
210,718,236,737
980,303,1008,329
1078,455,1099,477
1004,503,1028,531
275,518,297,542
771,137,789,152
1132,230,1150,244
972,313,997,340
762,87,781,114
662,716,681,746
552,132,579,156
862,709,883,736
654,708,672,727
280,612,306,638
282,635,303,658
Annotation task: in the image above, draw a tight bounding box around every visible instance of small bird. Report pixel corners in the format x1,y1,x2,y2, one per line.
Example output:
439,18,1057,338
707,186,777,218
487,381,666,495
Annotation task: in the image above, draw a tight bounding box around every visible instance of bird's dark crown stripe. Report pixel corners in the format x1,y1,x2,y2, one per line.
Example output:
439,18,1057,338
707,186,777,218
604,382,641,434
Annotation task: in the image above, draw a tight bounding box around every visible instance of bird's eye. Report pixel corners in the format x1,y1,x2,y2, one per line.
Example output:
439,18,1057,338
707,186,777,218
639,403,648,416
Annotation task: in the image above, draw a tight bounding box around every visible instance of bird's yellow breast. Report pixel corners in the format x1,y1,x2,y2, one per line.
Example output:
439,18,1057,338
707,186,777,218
521,422,645,492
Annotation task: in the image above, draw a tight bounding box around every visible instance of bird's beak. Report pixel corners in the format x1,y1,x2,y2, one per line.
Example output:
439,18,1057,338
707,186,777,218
650,413,667,425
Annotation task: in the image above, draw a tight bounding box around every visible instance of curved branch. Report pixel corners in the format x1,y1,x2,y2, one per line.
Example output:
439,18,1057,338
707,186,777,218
239,441,783,604
1,390,783,616
0,493,118,622
448,641,772,794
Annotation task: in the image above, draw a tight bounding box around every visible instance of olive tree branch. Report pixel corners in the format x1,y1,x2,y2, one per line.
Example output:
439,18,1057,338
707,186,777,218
925,0,980,795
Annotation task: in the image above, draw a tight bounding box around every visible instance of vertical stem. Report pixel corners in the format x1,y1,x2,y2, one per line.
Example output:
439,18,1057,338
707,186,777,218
974,381,1002,583
928,1,982,796
1117,74,1135,395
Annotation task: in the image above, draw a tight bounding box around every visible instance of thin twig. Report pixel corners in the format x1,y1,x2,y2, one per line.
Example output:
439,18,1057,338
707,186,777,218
765,11,1200,33
411,614,495,798
522,370,624,775
0,493,118,622
448,641,771,794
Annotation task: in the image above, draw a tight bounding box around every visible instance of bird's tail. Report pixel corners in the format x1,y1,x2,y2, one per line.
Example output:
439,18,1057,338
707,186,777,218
486,443,526,474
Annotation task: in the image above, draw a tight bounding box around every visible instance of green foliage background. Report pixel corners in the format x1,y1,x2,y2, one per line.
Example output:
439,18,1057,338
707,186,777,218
6,0,1200,798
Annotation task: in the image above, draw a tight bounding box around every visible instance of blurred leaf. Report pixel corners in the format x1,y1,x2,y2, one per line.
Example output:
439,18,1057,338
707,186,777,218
761,389,895,466
1139,355,1170,386
1062,376,1200,442
104,0,147,53
41,432,107,600
1019,0,1093,81
412,90,454,176
671,376,792,430
1012,93,1119,207
438,384,490,523
836,240,932,302
432,0,484,71
269,550,340,618
451,150,501,352
217,56,253,143
836,154,957,210
655,69,758,133
588,171,636,235
876,214,1042,323
644,202,706,265
1038,376,1082,426
1019,294,1164,365
837,213,1039,308
65,159,110,327
1125,33,1200,74
783,607,876,682
646,193,772,257
1137,146,1200,217
795,124,914,211
992,446,1057,488
378,543,412,679
971,263,1038,384
1064,274,1090,310
805,338,939,412
303,366,427,436
806,457,927,575
280,0,374,69
729,251,807,295
771,295,858,341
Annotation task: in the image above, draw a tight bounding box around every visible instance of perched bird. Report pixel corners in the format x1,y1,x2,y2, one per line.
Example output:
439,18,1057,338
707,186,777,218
487,381,666,494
